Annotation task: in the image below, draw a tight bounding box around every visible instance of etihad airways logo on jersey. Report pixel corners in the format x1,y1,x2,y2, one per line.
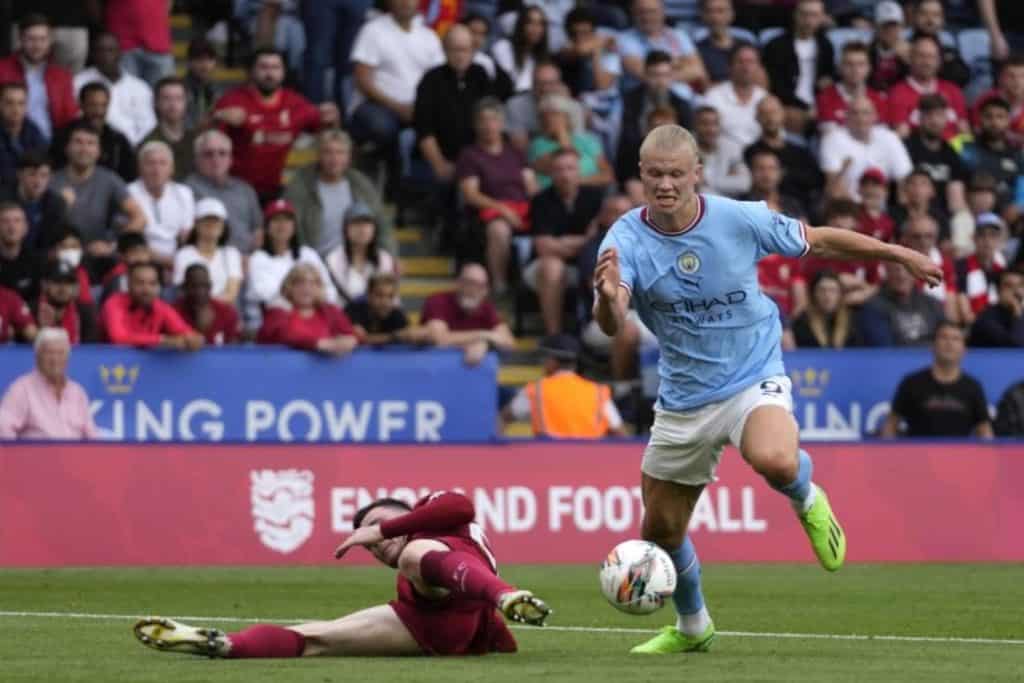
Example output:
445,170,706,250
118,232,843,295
652,290,748,323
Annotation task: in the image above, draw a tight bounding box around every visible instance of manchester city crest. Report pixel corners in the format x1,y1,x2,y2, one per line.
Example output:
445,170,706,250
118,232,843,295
678,251,701,274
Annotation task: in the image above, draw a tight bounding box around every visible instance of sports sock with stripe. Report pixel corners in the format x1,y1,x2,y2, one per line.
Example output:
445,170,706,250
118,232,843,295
771,448,816,513
668,536,711,636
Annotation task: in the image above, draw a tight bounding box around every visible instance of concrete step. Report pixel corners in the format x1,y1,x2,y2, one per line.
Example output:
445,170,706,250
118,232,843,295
286,147,317,169
396,227,424,245
498,364,544,386
170,14,192,30
400,256,451,278
398,278,452,299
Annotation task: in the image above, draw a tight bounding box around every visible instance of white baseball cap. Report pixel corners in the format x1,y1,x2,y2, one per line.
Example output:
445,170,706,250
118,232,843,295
195,197,228,221
875,1,904,25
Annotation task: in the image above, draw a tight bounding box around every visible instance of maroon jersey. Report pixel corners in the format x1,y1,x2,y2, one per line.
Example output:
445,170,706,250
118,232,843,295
887,78,967,141
816,84,888,128
0,286,34,342
857,209,895,243
757,254,800,318
173,299,242,346
214,85,322,197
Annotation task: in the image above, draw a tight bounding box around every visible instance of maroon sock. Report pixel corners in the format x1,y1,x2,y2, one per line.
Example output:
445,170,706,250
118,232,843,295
227,625,305,658
419,550,515,605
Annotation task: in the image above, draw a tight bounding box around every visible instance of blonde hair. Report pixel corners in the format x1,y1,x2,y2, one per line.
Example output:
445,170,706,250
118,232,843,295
138,140,173,164
317,128,352,151
280,262,326,306
638,124,700,161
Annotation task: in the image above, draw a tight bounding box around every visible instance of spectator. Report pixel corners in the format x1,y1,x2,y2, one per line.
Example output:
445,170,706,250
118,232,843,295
694,105,750,198
891,168,950,241
857,169,896,243
141,77,198,181
910,0,969,88
701,43,767,149
857,261,945,346
173,263,242,346
955,215,1007,321
505,60,570,151
743,95,822,204
556,6,621,96
0,328,95,439
900,211,959,318
816,41,888,136
345,273,421,346
347,0,443,187
51,123,146,271
905,94,969,213
791,270,861,348
50,82,137,182
616,51,694,187
742,147,806,219
421,262,515,365
979,0,1024,63
492,6,550,93
761,0,835,135
127,141,195,272
101,261,202,349
104,0,173,85
618,0,707,95
0,282,36,342
185,130,263,254
881,322,993,438
967,172,1000,220
98,232,150,304
324,203,397,303
0,83,46,187
212,48,339,203
819,95,912,201
971,56,1024,145
696,0,751,85
256,262,358,356
887,34,968,140
960,97,1024,212
801,198,881,306
9,2,96,74
994,379,1024,436
73,33,156,147
969,267,1024,347
758,247,806,321
182,38,222,130
464,13,510,91
529,94,613,189
0,149,68,251
247,198,338,321
32,260,98,344
868,1,910,92
44,224,94,310
502,334,625,438
525,148,603,334
456,97,538,295
0,14,78,142
0,202,41,302
173,198,243,305
300,0,373,115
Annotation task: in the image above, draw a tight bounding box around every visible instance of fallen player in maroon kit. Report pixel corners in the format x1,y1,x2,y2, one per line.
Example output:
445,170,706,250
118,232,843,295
133,492,550,658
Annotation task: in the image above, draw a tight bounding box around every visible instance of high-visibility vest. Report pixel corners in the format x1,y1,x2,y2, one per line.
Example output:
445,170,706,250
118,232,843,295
524,372,611,439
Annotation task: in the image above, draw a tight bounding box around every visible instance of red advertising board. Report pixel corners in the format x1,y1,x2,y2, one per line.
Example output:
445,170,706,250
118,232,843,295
1,443,1021,566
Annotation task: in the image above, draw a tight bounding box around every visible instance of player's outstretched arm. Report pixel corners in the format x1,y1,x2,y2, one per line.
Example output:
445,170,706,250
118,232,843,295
334,492,476,559
805,226,943,286
594,248,631,336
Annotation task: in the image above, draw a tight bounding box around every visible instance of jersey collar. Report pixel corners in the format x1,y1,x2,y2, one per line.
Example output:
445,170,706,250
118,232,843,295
640,195,706,237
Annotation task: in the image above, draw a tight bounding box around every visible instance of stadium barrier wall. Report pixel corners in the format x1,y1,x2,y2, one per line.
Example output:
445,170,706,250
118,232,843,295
2,442,1022,567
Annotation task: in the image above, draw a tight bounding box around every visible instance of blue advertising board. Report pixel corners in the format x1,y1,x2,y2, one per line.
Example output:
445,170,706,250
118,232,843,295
0,347,499,443
641,347,1022,439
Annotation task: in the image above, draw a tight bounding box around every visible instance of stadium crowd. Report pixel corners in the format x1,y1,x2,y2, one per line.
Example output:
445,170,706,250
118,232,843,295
0,0,1022,438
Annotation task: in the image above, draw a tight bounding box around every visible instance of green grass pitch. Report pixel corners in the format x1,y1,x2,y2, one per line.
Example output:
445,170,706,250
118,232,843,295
1,564,1022,682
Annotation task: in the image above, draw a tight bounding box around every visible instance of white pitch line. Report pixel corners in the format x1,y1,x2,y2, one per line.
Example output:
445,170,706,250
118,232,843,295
0,610,1022,646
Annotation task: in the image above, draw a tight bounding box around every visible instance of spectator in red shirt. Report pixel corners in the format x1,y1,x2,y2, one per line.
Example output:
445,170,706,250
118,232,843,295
174,263,242,346
212,48,339,203
886,34,968,141
0,14,78,141
103,0,173,86
257,262,358,355
954,215,1007,324
32,260,98,344
800,199,881,306
900,212,960,322
101,261,203,350
816,41,888,136
421,262,515,365
857,169,895,243
0,284,37,343
99,232,151,305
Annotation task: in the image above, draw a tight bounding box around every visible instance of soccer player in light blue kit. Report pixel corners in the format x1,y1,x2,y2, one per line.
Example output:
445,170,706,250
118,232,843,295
594,125,942,654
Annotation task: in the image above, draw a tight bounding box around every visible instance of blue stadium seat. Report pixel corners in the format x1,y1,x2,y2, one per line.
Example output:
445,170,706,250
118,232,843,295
690,26,758,46
463,0,498,20
958,28,993,102
903,27,956,48
759,27,785,46
827,27,874,66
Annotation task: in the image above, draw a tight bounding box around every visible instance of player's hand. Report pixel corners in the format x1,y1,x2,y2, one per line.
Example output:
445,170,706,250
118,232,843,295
334,524,384,559
594,248,621,301
901,248,943,287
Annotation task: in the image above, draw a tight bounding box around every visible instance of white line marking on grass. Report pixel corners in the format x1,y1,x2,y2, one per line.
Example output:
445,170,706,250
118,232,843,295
0,610,1021,646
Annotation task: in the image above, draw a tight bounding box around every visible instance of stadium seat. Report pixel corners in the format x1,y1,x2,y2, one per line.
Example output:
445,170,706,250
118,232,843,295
690,26,758,46
958,28,994,101
903,27,957,48
759,27,785,46
827,27,875,65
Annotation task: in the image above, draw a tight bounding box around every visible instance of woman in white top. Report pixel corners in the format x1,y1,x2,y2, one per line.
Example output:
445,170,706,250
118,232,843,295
127,141,195,269
246,199,337,321
173,197,243,304
323,204,396,303
491,6,549,93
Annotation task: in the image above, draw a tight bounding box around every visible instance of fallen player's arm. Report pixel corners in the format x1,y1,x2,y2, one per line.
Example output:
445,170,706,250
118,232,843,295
805,226,943,286
379,492,475,538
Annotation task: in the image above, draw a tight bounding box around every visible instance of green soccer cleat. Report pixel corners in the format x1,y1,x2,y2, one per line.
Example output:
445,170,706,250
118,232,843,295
134,617,231,658
498,590,552,626
799,484,846,572
630,624,715,654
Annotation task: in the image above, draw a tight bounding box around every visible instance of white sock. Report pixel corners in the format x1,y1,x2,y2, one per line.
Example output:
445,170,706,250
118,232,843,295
676,605,711,637
792,483,817,514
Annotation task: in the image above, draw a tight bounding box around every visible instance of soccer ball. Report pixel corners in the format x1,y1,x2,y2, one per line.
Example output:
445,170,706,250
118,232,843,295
599,540,677,615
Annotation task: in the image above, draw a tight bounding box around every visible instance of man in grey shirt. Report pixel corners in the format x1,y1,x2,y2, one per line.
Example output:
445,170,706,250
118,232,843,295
857,262,945,346
505,61,570,152
185,129,263,253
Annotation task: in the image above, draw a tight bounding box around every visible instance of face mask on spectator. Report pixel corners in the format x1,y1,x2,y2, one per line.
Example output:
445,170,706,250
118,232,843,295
58,248,82,268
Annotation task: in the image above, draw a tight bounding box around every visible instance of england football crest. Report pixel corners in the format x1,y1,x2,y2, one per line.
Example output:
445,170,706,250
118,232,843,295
678,251,701,274
250,469,315,554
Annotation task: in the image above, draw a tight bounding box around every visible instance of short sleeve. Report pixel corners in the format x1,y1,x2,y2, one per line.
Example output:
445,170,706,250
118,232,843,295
108,172,129,204
673,29,697,56
455,148,481,182
743,201,810,259
480,301,501,329
420,295,443,324
597,223,637,294
350,22,381,67
890,375,913,419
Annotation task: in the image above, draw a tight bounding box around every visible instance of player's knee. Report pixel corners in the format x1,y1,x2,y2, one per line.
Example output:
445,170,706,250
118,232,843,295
641,515,685,550
747,445,798,483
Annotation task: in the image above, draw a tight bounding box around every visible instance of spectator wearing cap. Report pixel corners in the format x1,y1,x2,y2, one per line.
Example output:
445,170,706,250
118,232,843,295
954,214,1008,323
50,82,138,182
182,39,223,130
694,106,750,198
743,95,821,205
73,32,156,147
247,198,338,325
284,129,391,258
103,0,174,85
502,334,624,438
141,77,198,181
886,34,969,141
172,198,243,305
960,97,1024,213
969,268,1024,347
617,0,707,96
700,44,767,150
857,262,945,346
420,262,515,366
868,1,910,92
904,94,969,214
528,94,613,190
0,282,37,343
0,83,46,187
323,203,397,303
857,169,896,243
910,0,969,89
98,232,151,304
32,260,98,344
345,273,423,346
0,201,43,302
127,141,196,271
0,150,68,251
101,261,202,349
0,328,96,440
186,130,263,254
256,262,358,356
816,41,888,137
970,56,1024,146
173,263,242,346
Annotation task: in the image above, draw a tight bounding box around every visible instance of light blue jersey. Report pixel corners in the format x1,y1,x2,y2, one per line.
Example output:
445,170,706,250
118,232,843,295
599,194,810,411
